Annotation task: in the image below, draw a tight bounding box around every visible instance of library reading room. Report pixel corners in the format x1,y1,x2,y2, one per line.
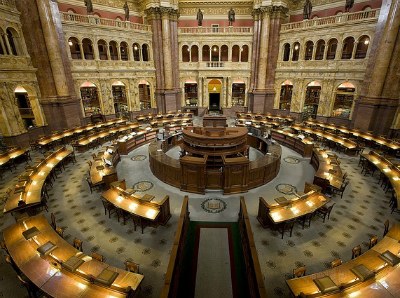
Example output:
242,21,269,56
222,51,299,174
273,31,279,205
1,0,400,297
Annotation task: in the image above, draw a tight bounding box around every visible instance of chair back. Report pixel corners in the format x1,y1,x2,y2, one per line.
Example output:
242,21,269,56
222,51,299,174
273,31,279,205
384,220,390,236
73,238,83,252
125,260,140,273
92,252,105,262
51,212,56,230
293,266,306,278
330,258,342,268
369,235,378,249
352,245,362,259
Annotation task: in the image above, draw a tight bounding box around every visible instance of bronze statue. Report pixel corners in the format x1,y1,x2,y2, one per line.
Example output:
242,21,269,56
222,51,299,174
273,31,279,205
228,8,235,26
123,1,129,21
345,0,354,12
84,0,93,14
196,9,203,26
303,0,312,20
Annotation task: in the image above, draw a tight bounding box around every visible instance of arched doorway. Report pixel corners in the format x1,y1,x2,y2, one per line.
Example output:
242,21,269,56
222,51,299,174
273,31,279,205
332,82,355,119
14,86,35,129
303,81,321,120
138,80,151,110
279,80,293,110
80,81,100,116
208,79,221,112
232,81,245,106
184,80,198,107
112,81,128,117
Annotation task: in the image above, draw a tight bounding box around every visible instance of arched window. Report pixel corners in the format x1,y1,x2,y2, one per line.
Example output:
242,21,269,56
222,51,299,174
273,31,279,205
14,86,35,128
282,43,290,61
355,35,370,59
97,40,108,60
109,41,118,60
315,40,325,60
202,45,210,61
341,37,354,59
332,82,355,119
142,44,149,61
211,45,219,61
305,41,314,60
120,42,128,61
221,45,228,61
82,38,94,60
279,80,293,110
292,42,300,61
133,43,140,61
6,28,18,55
0,29,7,55
182,45,190,62
303,81,321,119
241,45,249,62
69,37,81,59
326,39,338,60
191,45,199,62
232,45,240,62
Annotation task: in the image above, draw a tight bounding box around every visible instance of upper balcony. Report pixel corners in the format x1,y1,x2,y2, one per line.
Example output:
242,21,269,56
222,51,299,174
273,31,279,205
61,12,151,33
179,26,253,35
0,0,15,8
281,9,379,32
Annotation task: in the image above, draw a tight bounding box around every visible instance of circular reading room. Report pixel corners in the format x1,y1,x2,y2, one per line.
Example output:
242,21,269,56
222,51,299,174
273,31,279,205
1,1,400,298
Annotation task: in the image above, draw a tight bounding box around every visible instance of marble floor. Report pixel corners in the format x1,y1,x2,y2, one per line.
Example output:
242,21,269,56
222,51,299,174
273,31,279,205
0,139,400,298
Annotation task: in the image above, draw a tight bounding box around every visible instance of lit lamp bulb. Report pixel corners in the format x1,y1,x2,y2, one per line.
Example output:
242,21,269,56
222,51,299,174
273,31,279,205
68,40,73,46
294,45,299,50
364,39,369,45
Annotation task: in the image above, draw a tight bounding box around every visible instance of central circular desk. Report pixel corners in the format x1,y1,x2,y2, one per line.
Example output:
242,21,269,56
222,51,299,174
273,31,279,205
149,126,281,194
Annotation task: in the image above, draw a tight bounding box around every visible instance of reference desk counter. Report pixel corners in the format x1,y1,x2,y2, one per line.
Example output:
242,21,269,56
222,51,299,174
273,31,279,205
271,129,314,157
3,147,73,214
286,224,400,297
3,214,143,297
117,128,158,155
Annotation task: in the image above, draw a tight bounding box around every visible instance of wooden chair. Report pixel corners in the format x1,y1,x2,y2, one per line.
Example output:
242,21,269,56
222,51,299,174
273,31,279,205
101,199,119,220
56,227,65,238
73,238,83,252
296,212,314,230
369,235,378,249
124,260,140,274
293,266,306,278
92,252,105,262
383,220,389,237
330,258,342,268
86,177,103,193
0,241,9,254
278,220,295,239
331,181,349,198
315,203,335,223
351,245,362,259
50,212,57,230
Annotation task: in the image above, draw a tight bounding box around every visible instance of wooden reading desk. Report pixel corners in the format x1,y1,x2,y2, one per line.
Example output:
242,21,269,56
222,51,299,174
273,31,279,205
0,147,30,171
311,148,344,192
89,145,120,188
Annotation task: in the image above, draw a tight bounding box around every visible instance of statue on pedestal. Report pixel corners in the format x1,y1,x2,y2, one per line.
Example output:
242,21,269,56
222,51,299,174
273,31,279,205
196,9,203,26
228,8,235,26
123,2,130,21
345,0,354,12
303,0,312,20
84,0,93,14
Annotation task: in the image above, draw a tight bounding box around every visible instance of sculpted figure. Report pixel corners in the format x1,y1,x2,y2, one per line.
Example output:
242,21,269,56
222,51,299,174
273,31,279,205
228,8,235,26
84,0,93,14
196,9,203,26
303,0,312,20
124,2,130,21
345,0,354,12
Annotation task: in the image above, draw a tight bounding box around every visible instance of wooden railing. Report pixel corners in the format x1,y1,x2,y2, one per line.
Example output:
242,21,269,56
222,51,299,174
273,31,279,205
281,9,379,32
0,0,15,7
179,26,253,34
160,196,190,298
239,196,268,298
61,12,151,32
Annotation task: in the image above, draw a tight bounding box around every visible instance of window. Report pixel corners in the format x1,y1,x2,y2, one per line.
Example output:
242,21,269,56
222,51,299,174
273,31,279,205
355,36,369,59
332,82,355,119
326,39,337,60
191,45,199,62
133,43,140,61
341,37,354,59
305,41,314,60
182,45,190,62
283,43,290,61
315,40,325,60
292,42,300,61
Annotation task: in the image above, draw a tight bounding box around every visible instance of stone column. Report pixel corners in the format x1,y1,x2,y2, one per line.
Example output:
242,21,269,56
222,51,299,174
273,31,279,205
93,40,100,60
0,34,7,55
351,41,358,59
161,8,173,90
79,42,85,60
106,42,111,60
117,43,121,61
256,8,271,90
128,44,134,61
3,34,12,55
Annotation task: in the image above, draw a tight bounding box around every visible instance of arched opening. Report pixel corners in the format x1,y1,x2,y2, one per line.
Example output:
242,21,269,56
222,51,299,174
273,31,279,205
6,28,18,55
109,41,118,60
68,37,81,59
14,86,35,129
305,41,314,60
341,37,354,59
326,39,338,60
133,43,140,61
211,45,219,61
142,44,149,61
332,82,355,119
283,43,290,61
355,35,370,59
315,40,325,60
208,79,221,111
97,40,108,60
221,45,228,61
82,38,94,60
202,45,210,61
80,81,100,117
182,45,190,62
191,45,199,62
0,29,6,55
232,81,246,106
279,80,293,110
241,45,249,62
112,81,128,117
292,42,300,61
120,42,128,61
303,81,321,120
184,81,198,107
232,45,240,62
138,81,151,110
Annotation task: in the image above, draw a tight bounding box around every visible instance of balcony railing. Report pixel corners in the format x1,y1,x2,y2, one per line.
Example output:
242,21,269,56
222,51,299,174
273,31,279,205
179,26,252,34
206,62,224,68
281,9,379,32
0,0,15,8
61,12,151,32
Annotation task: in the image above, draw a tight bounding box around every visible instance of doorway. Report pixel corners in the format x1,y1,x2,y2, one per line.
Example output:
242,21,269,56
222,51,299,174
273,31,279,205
208,79,222,112
209,93,220,111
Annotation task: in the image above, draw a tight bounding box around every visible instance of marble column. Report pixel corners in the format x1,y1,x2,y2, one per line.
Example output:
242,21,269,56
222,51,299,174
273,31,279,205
256,8,271,90
0,34,7,55
161,8,173,90
79,43,85,60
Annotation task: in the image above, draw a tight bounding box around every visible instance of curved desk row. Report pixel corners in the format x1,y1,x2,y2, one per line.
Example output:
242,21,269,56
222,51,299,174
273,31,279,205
361,151,400,210
3,146,74,215
136,112,193,123
271,129,314,157
3,214,143,297
89,145,120,188
286,224,400,297
117,128,158,155
236,112,294,124
0,147,30,171
304,120,400,153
